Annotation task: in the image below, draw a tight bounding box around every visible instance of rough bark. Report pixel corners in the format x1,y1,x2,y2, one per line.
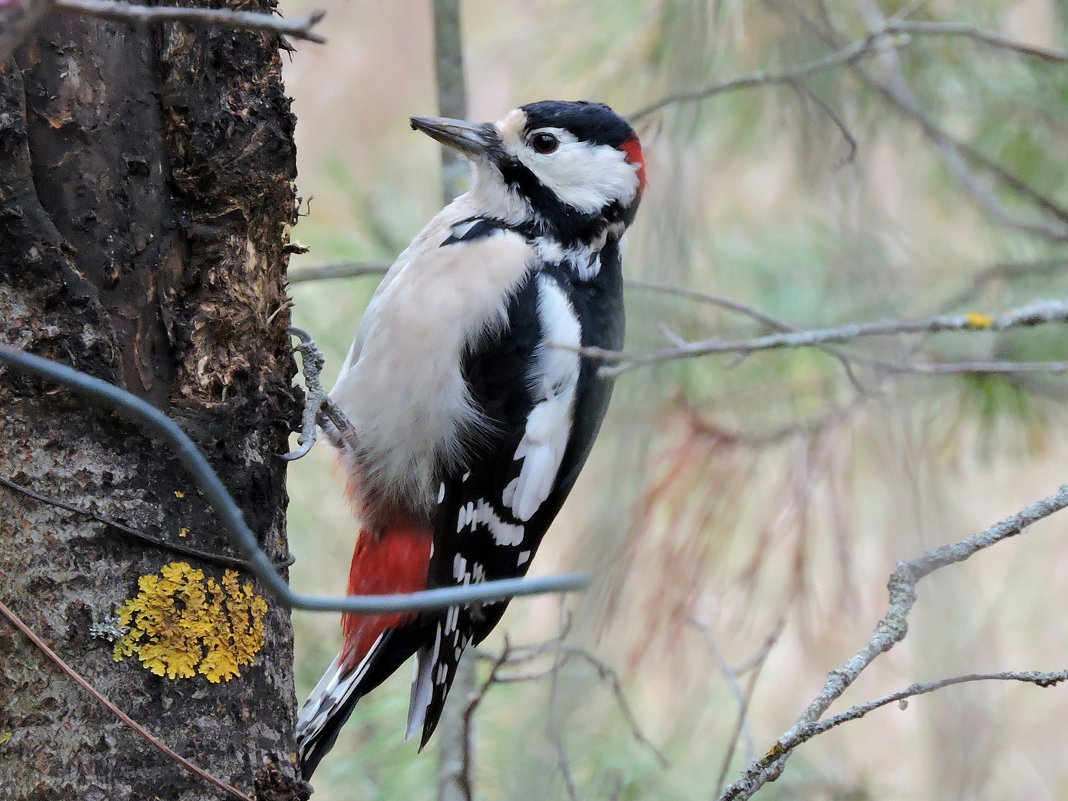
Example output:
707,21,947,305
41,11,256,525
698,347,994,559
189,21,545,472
0,5,303,800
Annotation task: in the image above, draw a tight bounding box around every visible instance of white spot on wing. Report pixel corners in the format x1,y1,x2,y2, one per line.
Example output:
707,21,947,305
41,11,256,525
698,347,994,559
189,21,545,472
517,550,531,566
453,554,469,582
474,498,525,546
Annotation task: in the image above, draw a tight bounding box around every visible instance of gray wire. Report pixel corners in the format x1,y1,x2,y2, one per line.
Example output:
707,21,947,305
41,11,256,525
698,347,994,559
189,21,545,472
0,345,588,613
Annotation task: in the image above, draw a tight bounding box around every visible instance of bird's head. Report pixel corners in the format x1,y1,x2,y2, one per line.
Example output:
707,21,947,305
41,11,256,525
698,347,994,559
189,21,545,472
411,100,645,240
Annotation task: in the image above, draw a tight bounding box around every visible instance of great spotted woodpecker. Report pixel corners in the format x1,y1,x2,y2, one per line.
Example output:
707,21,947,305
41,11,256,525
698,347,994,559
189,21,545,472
295,100,646,778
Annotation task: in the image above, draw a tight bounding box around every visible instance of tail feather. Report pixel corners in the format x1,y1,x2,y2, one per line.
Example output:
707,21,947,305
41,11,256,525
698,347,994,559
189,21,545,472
296,636,383,777
296,521,433,778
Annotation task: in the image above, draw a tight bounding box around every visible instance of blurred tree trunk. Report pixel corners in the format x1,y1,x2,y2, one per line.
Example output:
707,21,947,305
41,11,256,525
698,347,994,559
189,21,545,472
0,6,304,800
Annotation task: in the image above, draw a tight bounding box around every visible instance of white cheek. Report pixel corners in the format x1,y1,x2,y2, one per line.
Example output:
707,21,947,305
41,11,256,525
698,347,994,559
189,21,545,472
518,142,640,213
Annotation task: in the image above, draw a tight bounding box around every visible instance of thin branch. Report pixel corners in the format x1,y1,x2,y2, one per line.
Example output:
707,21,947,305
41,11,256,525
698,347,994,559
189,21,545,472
0,475,286,571
53,0,327,42
872,359,1068,376
472,628,669,769
687,618,785,798
628,28,904,121
629,18,1067,123
0,599,252,801
552,645,670,768
784,78,858,168
0,345,588,614
848,37,1068,241
287,261,391,282
714,640,776,801
887,19,1068,63
937,258,1068,312
623,278,800,331
688,619,755,759
718,482,1068,800
794,669,1068,741
461,640,514,798
575,298,1068,376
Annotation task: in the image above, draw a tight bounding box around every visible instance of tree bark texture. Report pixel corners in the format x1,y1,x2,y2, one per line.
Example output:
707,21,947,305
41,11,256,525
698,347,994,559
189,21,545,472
0,6,303,800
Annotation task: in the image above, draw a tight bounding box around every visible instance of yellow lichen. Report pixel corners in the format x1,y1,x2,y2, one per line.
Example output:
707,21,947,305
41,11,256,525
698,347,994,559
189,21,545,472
0,732,11,745
965,312,995,329
113,561,267,683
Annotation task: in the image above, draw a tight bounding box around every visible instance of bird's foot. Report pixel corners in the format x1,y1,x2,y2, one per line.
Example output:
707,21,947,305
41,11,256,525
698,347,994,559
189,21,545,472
281,327,357,460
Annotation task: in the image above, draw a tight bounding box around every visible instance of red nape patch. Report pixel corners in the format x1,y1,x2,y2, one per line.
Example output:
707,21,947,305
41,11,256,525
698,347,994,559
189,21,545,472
620,135,647,192
340,521,433,667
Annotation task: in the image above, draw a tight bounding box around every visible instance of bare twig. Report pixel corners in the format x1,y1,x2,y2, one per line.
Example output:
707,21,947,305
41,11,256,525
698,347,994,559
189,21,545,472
629,18,1067,123
784,78,858,168
0,345,588,613
623,278,801,331
287,261,391,282
718,482,1068,801
795,669,1068,740
850,43,1068,241
628,28,905,121
0,475,288,571
715,642,776,800
471,627,669,770
575,298,1068,376
460,640,514,799
0,599,252,801
937,258,1068,312
53,0,327,42
688,618,785,797
550,645,670,769
871,359,1068,376
886,19,1068,63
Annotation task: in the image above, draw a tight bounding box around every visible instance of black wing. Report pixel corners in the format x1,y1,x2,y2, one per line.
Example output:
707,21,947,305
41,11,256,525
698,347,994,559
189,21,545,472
410,238,626,747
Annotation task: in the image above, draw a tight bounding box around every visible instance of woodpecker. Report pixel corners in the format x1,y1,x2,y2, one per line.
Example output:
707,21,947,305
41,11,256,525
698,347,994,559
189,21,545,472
295,100,646,778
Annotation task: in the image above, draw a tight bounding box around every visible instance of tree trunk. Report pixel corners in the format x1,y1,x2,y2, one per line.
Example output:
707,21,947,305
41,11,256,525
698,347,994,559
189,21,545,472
0,5,303,799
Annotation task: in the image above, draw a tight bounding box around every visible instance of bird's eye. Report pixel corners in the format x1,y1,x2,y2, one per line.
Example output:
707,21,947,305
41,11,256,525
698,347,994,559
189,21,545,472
530,132,559,154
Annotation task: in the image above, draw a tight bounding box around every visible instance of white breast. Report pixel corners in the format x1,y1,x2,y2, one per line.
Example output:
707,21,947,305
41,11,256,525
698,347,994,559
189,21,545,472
331,201,534,517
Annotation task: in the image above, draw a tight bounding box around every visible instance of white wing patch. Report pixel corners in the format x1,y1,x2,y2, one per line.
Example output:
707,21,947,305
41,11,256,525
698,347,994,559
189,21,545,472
501,275,582,522
457,495,527,547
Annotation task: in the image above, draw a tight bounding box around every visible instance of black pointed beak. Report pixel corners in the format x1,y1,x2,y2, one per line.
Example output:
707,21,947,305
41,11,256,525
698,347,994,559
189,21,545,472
410,115,495,155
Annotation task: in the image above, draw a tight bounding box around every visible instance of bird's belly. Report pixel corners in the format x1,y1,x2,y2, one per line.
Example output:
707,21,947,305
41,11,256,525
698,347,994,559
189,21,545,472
330,228,534,517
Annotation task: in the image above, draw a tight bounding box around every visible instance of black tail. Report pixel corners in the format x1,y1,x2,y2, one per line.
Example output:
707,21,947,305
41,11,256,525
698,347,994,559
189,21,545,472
296,625,426,779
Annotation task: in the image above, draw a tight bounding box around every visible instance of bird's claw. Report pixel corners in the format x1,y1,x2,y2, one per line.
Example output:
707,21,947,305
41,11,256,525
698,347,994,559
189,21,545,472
280,327,358,460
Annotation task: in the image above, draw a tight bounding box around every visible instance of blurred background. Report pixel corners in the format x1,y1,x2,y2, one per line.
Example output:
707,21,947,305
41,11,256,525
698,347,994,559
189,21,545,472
281,1,1068,799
